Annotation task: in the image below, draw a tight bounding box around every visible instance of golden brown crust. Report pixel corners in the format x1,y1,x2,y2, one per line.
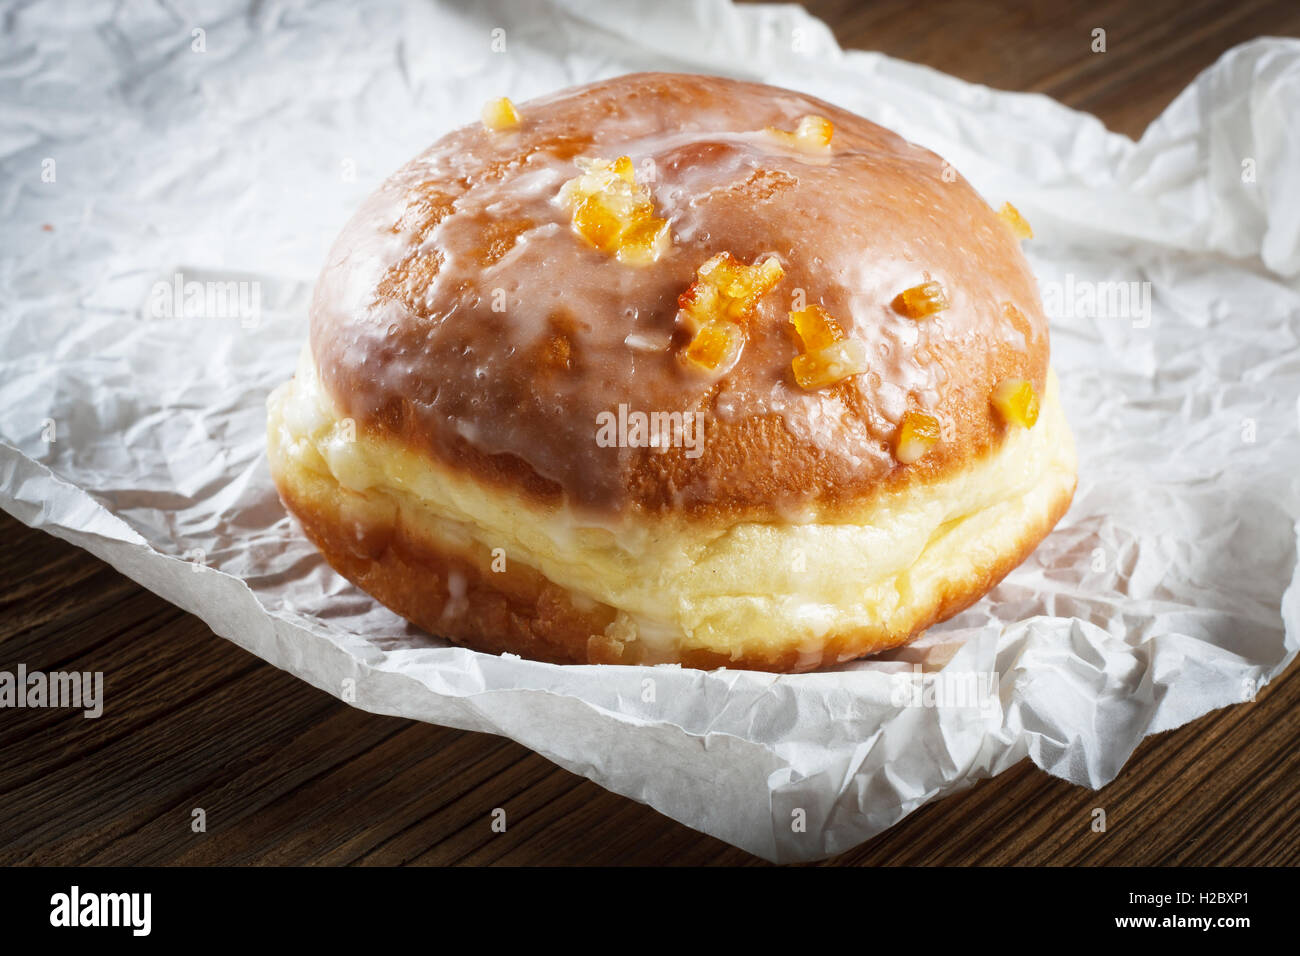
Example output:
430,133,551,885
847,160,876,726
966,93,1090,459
308,72,1050,521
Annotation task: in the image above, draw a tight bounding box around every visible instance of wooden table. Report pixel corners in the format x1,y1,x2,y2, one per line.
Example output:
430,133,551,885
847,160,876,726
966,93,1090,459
3,0,1298,866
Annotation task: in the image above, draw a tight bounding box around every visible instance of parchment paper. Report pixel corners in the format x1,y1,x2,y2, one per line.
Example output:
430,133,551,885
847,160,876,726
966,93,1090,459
1,0,1297,862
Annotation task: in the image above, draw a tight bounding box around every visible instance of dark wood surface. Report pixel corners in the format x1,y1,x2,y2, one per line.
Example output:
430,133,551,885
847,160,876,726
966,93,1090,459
3,1,1298,866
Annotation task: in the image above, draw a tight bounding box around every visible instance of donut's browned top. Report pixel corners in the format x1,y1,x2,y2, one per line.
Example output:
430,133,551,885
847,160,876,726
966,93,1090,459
310,72,1048,519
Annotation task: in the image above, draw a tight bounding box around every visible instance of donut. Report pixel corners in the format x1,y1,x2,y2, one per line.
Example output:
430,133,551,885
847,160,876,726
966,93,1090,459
267,72,1077,672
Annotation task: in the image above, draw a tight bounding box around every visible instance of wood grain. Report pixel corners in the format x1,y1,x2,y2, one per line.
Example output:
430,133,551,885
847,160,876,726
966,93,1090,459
3,0,1298,865
789,0,1300,139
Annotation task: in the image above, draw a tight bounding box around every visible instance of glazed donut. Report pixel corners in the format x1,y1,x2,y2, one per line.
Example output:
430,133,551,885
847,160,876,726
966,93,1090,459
267,72,1077,672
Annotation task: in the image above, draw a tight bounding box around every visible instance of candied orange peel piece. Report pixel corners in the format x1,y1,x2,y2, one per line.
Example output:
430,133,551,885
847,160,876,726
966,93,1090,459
892,281,950,319
765,114,834,154
895,410,941,464
481,97,521,131
683,320,744,373
788,304,844,352
998,202,1033,240
675,253,784,374
677,253,784,333
792,339,868,390
787,304,866,389
991,378,1040,428
617,217,672,266
559,157,671,264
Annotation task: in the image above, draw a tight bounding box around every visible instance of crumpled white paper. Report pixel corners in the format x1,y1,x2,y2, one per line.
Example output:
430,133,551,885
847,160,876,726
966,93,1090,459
2,0,1298,862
